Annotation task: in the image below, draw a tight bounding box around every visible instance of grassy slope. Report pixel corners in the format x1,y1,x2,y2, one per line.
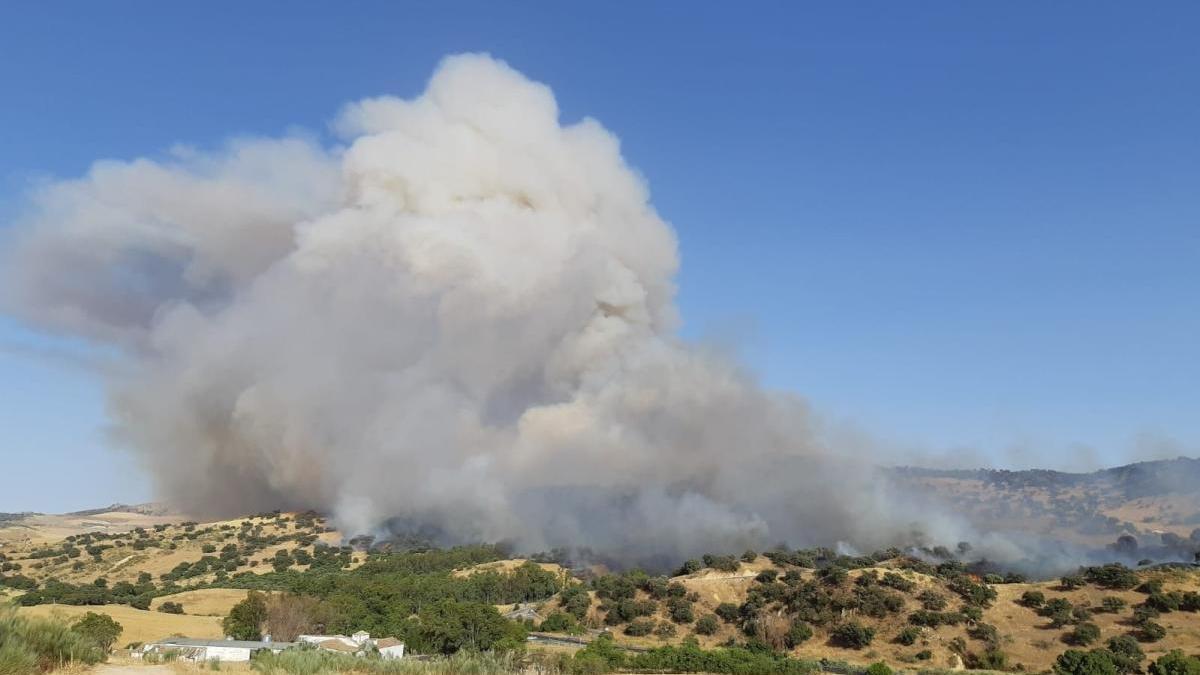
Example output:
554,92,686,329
17,603,223,646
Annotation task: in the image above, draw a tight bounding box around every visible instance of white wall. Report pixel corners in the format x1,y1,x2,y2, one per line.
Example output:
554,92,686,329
380,644,405,659
200,646,253,662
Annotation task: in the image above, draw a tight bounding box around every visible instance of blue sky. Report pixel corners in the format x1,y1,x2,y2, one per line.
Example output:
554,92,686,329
1,2,1197,512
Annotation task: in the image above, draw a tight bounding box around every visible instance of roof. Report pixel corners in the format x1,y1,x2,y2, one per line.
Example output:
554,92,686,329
376,638,404,648
318,639,359,653
153,638,296,650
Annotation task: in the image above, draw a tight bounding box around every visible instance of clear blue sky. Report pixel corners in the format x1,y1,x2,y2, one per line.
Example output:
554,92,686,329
1,2,1197,512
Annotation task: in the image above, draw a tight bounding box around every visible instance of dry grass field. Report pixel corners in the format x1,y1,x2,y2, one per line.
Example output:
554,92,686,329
18,603,223,646
149,588,249,616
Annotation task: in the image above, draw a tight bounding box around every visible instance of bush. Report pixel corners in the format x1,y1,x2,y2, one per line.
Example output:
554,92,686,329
1101,597,1127,613
968,622,999,644
715,602,740,623
918,590,947,610
667,597,695,624
830,621,874,649
625,619,654,637
1148,650,1200,675
785,621,812,648
880,572,915,592
559,585,591,620
1106,635,1145,674
1137,621,1167,643
0,607,105,672
1066,622,1101,646
1083,564,1139,590
915,650,933,661
695,614,719,636
1054,649,1119,675
866,662,892,675
968,647,1010,670
1061,575,1087,590
157,601,184,615
539,612,578,633
895,626,920,646
1021,590,1047,608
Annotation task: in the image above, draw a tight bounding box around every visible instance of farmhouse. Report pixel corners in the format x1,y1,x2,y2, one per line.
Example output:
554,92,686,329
297,631,405,659
138,637,295,662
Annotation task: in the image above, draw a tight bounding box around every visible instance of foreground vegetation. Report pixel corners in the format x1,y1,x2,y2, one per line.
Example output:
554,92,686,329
0,605,110,673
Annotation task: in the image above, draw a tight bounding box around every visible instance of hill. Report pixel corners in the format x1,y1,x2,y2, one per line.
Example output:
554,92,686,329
888,457,1200,552
1,458,1198,673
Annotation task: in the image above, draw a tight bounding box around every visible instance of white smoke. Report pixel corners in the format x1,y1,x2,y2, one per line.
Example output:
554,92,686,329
4,54,992,567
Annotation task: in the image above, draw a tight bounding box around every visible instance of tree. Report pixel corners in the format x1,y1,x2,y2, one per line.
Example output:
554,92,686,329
1148,650,1200,675
72,612,123,652
157,601,184,614
416,600,524,654
223,591,268,641
1054,649,1119,675
264,593,322,641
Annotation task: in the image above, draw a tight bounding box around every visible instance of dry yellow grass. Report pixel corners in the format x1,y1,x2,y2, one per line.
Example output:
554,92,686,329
18,603,224,646
149,588,249,616
453,558,566,578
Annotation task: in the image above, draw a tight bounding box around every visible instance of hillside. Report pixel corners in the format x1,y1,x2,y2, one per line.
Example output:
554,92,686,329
534,554,1200,672
889,458,1200,551
0,458,1198,673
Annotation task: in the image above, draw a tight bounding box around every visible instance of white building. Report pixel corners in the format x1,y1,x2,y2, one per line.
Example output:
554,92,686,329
297,632,404,659
139,637,295,663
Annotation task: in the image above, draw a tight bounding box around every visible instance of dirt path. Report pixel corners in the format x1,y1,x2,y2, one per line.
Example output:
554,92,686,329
92,665,174,674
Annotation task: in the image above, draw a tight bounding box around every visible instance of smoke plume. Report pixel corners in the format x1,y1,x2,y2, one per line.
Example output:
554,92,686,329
0,54,1163,571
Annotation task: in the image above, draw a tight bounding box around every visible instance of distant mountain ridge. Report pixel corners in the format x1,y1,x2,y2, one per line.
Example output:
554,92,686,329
890,456,1200,498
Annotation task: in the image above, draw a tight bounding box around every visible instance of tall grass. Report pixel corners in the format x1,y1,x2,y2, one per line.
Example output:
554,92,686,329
249,649,528,675
0,606,105,674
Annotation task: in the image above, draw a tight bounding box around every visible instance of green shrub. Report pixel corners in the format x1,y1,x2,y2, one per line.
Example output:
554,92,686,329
1054,649,1118,675
866,662,892,675
624,619,654,637
895,626,920,646
785,621,812,648
1148,650,1200,675
1021,590,1046,608
70,612,122,652
695,614,719,636
0,606,105,672
830,621,874,649
1066,622,1101,647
